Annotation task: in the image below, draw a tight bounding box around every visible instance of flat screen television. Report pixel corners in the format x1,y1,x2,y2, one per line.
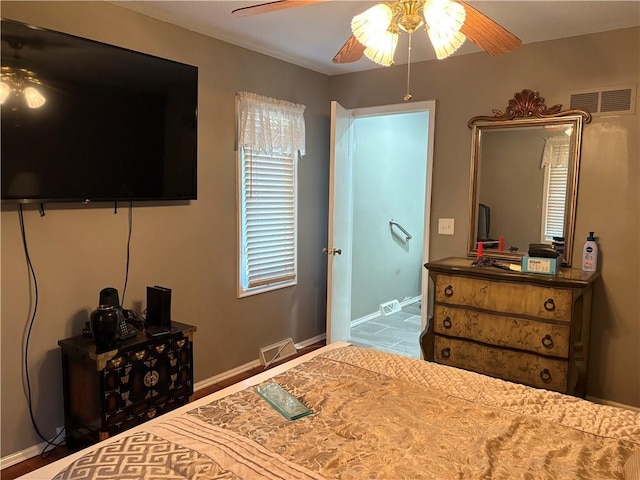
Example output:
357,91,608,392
1,19,198,204
477,203,491,242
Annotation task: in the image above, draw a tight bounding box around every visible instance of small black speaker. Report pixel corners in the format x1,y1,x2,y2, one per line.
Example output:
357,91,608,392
146,286,171,328
99,287,120,307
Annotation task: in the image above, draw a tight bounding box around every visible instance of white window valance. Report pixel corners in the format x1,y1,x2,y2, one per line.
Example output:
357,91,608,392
237,91,306,157
541,135,571,168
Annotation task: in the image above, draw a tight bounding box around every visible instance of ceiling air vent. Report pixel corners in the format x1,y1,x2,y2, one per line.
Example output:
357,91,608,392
569,85,636,116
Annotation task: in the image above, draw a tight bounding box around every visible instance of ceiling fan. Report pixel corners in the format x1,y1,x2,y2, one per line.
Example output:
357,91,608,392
232,0,521,63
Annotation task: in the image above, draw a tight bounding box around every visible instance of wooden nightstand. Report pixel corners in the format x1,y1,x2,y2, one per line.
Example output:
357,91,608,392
58,322,196,449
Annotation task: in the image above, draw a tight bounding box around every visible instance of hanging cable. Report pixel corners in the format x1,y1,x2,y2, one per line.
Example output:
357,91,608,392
120,201,133,307
19,205,65,457
404,33,413,102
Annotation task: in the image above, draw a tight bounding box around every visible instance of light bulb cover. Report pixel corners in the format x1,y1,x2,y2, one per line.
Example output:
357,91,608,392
424,0,467,59
428,28,466,59
363,29,399,66
24,86,46,108
424,0,466,33
351,4,393,49
0,82,10,104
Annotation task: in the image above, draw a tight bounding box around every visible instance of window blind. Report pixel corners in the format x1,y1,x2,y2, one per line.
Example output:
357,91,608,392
541,136,570,241
241,148,296,288
543,164,568,240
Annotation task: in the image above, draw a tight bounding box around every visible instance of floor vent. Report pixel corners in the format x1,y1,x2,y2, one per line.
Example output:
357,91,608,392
380,299,401,316
569,85,636,116
259,338,297,367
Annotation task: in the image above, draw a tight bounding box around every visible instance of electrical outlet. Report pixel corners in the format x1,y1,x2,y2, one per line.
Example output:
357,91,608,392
438,218,455,235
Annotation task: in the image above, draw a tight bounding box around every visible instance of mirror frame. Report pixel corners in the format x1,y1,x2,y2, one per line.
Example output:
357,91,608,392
467,89,591,266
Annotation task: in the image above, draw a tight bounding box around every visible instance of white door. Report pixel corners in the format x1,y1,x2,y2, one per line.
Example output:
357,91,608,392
326,100,436,346
326,101,353,343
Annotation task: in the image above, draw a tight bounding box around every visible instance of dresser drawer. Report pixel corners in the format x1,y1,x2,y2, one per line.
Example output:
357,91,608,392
433,305,570,358
434,274,573,322
434,336,568,391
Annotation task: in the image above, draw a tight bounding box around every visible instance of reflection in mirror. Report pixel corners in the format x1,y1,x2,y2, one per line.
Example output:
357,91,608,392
467,90,591,266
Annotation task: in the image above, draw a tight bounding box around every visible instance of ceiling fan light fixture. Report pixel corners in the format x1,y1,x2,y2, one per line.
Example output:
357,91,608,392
363,28,399,66
351,3,393,49
427,28,466,59
1,66,47,108
396,0,425,34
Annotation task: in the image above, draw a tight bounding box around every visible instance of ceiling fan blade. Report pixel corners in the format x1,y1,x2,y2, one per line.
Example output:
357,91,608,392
459,1,522,56
231,0,327,17
332,35,365,64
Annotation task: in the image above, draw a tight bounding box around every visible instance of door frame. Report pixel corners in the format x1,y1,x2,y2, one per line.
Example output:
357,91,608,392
327,99,436,347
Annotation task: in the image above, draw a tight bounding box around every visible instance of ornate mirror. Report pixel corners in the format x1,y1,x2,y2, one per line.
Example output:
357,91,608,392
467,89,591,266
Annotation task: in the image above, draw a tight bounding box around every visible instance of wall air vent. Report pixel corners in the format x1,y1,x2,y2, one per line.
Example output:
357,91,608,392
568,85,636,116
259,338,297,367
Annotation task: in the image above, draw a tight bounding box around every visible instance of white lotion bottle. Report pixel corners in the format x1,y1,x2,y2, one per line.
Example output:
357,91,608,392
582,232,598,271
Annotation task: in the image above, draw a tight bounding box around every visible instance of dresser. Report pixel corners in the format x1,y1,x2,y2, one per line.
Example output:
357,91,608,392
421,257,599,396
59,322,196,449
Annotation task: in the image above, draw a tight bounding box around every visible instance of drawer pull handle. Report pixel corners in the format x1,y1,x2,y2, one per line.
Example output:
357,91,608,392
134,350,146,360
540,369,552,383
543,298,556,311
176,339,186,348
441,347,451,359
442,317,452,329
110,356,123,368
541,335,554,349
444,285,454,297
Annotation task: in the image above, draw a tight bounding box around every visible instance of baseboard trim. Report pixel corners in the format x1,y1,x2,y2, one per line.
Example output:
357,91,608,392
294,333,326,350
193,358,262,392
1,440,51,469
351,295,421,328
193,333,326,392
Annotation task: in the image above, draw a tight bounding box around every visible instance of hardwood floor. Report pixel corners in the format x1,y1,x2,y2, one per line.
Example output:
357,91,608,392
1,341,325,480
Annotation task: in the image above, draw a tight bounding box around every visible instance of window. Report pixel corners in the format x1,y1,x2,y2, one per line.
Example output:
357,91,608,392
542,164,568,241
236,92,306,296
540,135,570,242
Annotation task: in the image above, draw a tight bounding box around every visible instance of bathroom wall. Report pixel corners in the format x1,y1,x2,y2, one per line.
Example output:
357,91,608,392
351,112,428,319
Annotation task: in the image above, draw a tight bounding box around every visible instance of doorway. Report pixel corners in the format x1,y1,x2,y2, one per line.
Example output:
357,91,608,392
326,100,435,359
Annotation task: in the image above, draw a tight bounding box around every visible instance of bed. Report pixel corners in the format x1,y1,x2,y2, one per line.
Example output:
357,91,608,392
19,343,640,479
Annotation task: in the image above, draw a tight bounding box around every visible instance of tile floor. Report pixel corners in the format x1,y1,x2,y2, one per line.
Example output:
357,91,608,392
349,301,422,359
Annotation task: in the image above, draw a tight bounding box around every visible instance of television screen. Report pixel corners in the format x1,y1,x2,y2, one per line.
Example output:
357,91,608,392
1,19,198,204
477,203,491,242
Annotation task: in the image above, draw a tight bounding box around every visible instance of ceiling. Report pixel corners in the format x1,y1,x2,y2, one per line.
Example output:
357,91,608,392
113,1,640,75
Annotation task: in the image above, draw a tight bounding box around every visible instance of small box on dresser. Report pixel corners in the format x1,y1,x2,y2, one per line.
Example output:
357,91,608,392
58,321,196,449
420,257,599,396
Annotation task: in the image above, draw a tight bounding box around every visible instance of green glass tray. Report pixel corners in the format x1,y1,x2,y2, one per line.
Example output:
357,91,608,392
255,383,312,421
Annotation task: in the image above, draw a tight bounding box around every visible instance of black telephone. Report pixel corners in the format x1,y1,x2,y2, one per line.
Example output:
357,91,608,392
99,287,138,341
528,243,561,258
117,309,138,341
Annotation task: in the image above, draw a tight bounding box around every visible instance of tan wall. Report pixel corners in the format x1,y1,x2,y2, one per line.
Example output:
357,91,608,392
0,1,330,456
330,27,640,408
1,0,638,460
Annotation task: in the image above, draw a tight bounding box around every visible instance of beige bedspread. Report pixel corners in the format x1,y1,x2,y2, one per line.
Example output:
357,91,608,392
55,346,640,480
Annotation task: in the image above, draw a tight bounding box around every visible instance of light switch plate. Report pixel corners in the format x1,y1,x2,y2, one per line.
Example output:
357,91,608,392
438,218,455,235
